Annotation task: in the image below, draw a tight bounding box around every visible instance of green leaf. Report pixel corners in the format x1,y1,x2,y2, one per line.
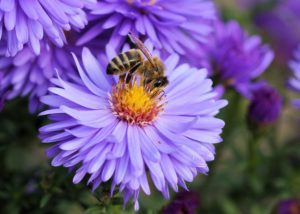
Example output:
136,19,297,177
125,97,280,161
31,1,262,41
111,197,123,205
85,206,105,214
221,198,240,214
40,194,51,208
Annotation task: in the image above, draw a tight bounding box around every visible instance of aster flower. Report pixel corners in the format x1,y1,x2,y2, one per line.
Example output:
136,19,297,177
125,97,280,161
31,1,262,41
288,46,300,109
78,0,216,66
254,0,300,63
247,83,282,125
207,20,274,98
0,41,77,113
39,46,227,210
0,0,88,56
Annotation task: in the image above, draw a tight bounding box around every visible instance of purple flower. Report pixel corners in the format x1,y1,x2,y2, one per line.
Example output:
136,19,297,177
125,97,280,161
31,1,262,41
254,0,300,63
247,83,282,125
162,191,199,214
275,198,300,214
0,0,88,56
0,41,77,113
288,46,300,109
208,20,274,97
39,46,227,210
78,0,217,66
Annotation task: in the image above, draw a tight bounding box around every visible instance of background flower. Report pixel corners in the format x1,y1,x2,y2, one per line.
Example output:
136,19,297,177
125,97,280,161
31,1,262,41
39,47,227,209
0,41,77,113
78,0,217,67
207,20,274,98
247,83,282,125
288,46,300,110
0,0,88,56
254,0,300,64
162,191,199,214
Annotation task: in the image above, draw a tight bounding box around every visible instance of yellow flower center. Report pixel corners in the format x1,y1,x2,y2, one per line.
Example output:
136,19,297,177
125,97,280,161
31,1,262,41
110,78,165,126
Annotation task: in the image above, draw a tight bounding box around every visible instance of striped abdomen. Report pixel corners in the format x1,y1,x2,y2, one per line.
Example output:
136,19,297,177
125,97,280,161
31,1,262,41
106,49,143,75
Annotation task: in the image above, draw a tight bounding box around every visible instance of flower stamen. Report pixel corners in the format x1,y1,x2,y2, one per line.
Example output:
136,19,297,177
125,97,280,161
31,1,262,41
110,75,165,126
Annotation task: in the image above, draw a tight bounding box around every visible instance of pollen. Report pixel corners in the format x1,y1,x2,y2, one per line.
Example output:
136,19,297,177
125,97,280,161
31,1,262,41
110,78,165,126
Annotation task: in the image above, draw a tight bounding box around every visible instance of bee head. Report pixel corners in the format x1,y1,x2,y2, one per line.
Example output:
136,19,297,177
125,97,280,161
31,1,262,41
152,57,165,76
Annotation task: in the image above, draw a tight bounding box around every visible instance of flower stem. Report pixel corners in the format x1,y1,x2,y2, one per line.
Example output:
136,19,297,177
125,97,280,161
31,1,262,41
247,134,258,175
246,130,261,195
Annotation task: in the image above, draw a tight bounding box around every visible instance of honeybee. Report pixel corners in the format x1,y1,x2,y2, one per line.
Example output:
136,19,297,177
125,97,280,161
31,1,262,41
106,33,168,91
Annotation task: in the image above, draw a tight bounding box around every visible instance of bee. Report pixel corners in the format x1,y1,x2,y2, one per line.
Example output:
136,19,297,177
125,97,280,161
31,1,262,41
106,33,168,91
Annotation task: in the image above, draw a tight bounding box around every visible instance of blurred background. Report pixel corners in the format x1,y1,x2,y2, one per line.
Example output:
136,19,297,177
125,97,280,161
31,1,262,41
1,0,300,213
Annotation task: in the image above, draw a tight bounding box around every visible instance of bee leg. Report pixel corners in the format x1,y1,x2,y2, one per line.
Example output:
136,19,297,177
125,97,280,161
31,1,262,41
159,91,166,99
119,74,126,83
125,62,141,84
125,73,133,85
143,78,149,86
146,79,155,92
143,79,153,91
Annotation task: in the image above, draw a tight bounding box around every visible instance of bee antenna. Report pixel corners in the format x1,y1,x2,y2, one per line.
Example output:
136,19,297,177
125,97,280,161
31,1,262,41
128,32,157,69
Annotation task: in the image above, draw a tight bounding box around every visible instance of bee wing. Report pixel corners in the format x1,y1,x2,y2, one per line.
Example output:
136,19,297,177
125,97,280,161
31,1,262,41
128,32,156,67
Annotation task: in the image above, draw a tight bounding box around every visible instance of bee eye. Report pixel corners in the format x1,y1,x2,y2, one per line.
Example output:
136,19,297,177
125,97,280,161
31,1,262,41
154,80,163,87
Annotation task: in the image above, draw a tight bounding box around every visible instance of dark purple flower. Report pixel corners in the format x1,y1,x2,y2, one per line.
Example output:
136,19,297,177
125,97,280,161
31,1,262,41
0,98,4,111
39,46,227,210
208,20,274,98
0,0,88,56
254,0,300,63
0,41,77,112
77,0,217,66
288,46,300,109
275,198,300,214
247,84,282,125
163,191,199,214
